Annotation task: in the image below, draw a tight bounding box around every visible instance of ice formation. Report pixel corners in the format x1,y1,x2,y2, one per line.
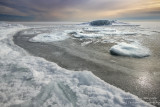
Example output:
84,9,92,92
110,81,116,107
83,27,116,33
72,32,104,38
30,32,69,42
69,29,136,40
0,22,154,107
110,42,150,58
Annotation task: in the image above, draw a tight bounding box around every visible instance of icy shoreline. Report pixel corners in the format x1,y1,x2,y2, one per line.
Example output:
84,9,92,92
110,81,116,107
0,23,154,107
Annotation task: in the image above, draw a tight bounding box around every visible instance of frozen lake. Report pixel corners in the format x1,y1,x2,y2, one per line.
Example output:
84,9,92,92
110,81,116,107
0,21,159,107
13,21,160,107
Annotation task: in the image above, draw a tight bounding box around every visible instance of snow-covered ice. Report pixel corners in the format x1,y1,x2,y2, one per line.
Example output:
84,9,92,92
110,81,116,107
100,30,136,35
72,32,104,38
83,27,136,35
68,28,136,40
0,22,154,107
110,42,150,58
30,32,69,42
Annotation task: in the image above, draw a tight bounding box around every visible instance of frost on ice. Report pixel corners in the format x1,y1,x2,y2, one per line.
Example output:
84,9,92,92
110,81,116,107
0,22,154,107
110,42,150,58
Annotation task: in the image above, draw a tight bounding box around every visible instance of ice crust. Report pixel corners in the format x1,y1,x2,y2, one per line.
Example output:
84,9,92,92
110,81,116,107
0,22,154,107
110,42,150,58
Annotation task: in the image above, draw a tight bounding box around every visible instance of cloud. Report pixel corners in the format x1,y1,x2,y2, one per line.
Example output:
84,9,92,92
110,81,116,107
0,0,159,21
0,5,26,16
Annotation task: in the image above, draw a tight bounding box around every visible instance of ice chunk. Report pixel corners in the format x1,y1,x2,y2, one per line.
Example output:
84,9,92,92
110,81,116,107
30,32,69,42
110,42,150,58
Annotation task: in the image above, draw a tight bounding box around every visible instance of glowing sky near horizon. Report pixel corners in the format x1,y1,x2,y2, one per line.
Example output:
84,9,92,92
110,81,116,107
0,0,159,21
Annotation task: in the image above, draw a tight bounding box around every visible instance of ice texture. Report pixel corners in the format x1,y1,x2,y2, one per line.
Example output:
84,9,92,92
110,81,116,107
29,32,69,42
110,42,150,58
0,22,154,107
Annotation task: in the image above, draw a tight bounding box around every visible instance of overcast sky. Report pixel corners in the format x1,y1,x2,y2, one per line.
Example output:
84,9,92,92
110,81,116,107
0,0,160,21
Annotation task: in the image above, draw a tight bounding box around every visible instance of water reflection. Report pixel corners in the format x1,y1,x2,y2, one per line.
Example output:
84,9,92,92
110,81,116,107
137,72,152,88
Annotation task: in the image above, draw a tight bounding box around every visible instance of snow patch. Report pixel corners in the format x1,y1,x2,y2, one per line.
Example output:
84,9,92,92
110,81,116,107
72,32,103,38
29,32,69,42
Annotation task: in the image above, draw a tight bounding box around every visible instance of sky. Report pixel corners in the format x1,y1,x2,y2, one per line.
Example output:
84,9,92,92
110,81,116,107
0,0,160,21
